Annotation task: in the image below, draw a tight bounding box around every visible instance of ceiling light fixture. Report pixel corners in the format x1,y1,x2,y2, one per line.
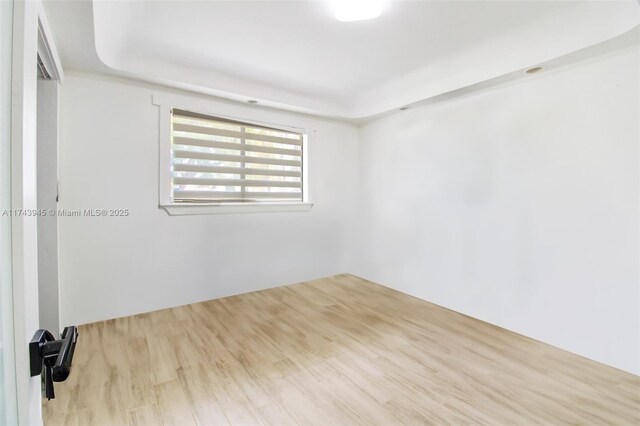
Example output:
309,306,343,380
333,0,383,22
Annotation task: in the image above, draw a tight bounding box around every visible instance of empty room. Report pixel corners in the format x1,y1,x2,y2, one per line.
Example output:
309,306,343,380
1,0,639,425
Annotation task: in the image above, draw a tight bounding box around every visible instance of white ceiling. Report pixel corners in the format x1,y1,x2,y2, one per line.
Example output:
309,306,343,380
44,0,639,120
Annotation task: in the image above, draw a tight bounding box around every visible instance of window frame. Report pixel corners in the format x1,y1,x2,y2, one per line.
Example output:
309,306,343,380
153,95,313,215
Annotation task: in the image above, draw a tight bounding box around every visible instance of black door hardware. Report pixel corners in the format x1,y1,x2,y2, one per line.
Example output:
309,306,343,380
29,326,78,400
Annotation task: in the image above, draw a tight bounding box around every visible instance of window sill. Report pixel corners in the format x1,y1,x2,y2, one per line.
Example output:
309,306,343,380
160,202,314,216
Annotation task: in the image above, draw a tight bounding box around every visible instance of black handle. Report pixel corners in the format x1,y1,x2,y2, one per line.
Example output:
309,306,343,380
44,358,55,400
52,326,77,382
29,326,79,400
29,329,55,377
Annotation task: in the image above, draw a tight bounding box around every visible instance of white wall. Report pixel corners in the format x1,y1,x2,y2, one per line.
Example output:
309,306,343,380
59,47,639,375
58,74,359,326
353,46,640,375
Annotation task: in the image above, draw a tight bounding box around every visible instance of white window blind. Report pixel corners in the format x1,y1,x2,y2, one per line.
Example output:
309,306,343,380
171,109,304,203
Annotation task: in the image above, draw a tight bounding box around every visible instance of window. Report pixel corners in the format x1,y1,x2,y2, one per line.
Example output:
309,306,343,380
162,107,310,213
171,109,304,203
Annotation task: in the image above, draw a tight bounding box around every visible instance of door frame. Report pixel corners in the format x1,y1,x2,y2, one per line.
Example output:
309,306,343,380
10,1,64,423
36,0,64,340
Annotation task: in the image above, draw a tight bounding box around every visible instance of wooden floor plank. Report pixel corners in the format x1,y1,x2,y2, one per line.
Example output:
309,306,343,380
154,380,197,426
127,404,162,426
46,274,640,425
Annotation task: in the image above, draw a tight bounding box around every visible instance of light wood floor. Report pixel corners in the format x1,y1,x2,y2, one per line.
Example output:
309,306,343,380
44,274,640,425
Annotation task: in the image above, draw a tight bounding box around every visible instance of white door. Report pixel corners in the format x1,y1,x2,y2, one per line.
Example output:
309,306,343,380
7,0,48,424
1,0,19,423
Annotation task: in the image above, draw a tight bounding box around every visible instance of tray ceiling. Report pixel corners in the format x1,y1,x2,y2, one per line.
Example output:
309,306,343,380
43,0,639,120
